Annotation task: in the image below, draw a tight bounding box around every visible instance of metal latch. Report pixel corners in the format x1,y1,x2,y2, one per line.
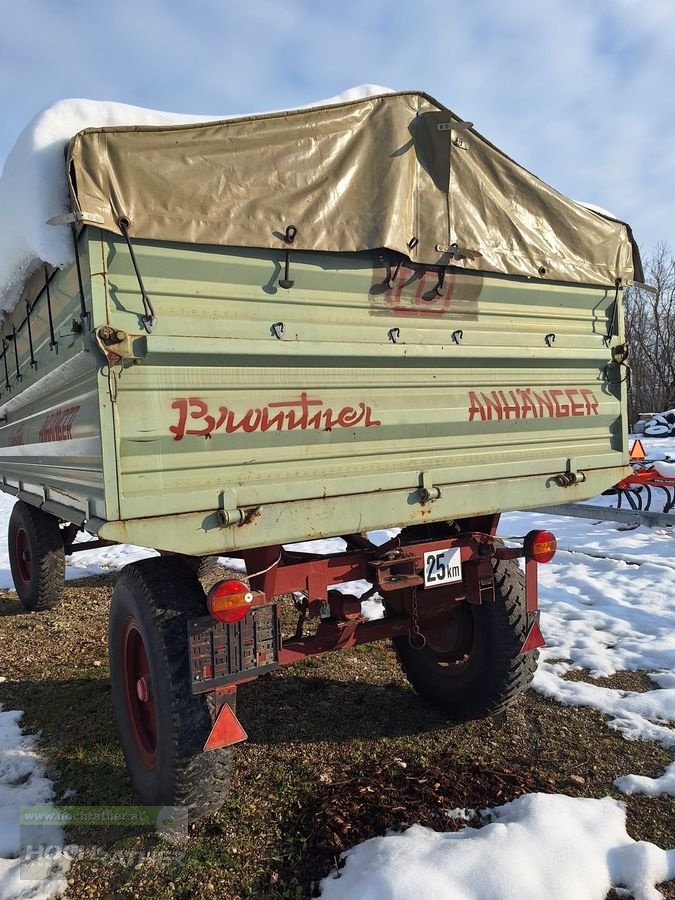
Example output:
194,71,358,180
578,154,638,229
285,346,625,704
419,471,441,503
553,459,587,488
217,489,262,528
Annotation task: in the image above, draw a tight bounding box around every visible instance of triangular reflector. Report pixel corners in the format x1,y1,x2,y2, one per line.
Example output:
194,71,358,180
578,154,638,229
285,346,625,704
204,703,248,751
520,621,545,654
629,439,646,461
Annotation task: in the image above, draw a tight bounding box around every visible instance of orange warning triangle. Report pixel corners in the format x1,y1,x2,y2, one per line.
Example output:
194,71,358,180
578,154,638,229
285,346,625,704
520,621,545,655
203,703,248,751
629,438,647,461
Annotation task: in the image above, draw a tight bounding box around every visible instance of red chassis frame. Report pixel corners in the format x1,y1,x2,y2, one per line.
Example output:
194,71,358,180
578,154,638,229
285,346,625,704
239,514,541,665
67,514,545,749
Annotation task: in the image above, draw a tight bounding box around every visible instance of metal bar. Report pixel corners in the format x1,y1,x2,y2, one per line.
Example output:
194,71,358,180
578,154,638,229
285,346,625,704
45,268,57,350
117,217,156,332
67,538,117,553
279,615,410,664
533,503,675,528
1,339,8,390
25,301,37,369
525,558,538,612
71,226,89,321
11,326,21,383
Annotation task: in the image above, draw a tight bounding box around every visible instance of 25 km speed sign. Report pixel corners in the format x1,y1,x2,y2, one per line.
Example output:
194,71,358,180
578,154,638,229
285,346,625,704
423,547,463,589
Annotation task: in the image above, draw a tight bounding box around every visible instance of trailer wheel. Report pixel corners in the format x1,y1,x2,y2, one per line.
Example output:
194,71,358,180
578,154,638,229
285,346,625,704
392,556,538,721
187,556,222,580
8,501,65,612
108,557,232,820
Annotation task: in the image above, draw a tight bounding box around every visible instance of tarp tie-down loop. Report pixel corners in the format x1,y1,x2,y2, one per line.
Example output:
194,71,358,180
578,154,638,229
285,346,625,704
279,225,297,290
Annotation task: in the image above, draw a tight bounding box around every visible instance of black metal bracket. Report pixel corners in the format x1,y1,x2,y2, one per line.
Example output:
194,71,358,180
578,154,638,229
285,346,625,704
71,225,90,326
25,301,37,370
386,255,404,290
1,339,10,391
279,225,298,289
45,268,58,352
11,326,21,383
435,266,448,297
603,278,622,347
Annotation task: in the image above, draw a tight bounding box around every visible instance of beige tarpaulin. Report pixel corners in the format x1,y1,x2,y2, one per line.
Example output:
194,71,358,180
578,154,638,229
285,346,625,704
67,91,642,287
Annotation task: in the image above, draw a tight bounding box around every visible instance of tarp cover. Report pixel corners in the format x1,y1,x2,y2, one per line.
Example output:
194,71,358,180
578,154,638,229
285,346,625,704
67,91,642,286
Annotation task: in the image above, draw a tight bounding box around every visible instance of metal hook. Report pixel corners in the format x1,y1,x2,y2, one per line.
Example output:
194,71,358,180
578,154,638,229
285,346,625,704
386,256,404,290
279,225,297,289
435,266,448,297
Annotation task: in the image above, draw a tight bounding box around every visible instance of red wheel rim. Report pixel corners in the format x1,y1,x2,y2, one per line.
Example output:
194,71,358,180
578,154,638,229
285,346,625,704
421,601,476,672
121,618,157,769
14,527,32,586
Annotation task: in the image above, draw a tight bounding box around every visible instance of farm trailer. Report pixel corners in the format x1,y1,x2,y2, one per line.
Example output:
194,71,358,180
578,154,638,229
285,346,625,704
0,91,639,818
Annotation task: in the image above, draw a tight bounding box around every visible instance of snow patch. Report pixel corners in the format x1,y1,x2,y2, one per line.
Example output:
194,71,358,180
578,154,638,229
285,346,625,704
318,793,675,900
615,761,675,799
0,707,69,899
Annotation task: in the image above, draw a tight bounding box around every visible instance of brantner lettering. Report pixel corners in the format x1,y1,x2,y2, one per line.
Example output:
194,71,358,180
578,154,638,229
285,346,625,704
170,393,382,441
467,388,599,422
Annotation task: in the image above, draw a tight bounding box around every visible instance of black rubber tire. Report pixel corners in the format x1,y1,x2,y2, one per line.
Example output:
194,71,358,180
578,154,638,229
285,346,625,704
393,556,538,722
8,501,65,612
108,557,233,820
190,556,222,580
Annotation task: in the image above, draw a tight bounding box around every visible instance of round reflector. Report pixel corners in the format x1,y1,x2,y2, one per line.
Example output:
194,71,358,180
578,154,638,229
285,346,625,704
524,529,557,563
207,579,254,624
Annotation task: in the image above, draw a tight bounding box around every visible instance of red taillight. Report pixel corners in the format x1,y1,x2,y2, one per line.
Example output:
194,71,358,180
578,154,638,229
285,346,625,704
207,579,254,624
524,529,557,563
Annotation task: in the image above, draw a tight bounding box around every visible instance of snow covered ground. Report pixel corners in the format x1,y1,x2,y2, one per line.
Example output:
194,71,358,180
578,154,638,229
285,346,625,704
0,710,69,900
318,794,675,900
1,436,674,898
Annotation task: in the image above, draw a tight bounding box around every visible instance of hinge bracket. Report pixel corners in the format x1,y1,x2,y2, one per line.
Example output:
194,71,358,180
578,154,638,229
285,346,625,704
419,471,441,503
47,211,105,226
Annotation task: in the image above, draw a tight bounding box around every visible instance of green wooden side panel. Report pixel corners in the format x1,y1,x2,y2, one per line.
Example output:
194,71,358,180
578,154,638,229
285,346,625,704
0,242,106,521
95,235,628,553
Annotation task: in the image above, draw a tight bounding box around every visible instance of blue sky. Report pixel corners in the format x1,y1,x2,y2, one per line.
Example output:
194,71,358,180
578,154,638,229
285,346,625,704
1,0,672,258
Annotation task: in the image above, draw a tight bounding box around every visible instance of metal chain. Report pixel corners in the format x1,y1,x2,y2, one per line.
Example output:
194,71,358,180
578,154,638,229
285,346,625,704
408,584,427,650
